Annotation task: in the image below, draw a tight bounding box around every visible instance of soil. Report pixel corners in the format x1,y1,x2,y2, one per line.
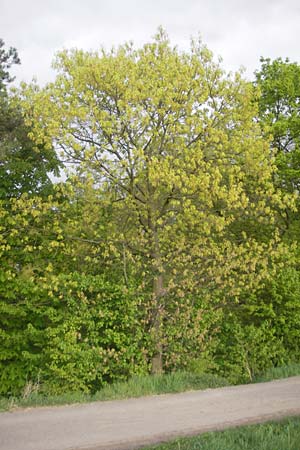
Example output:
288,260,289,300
0,376,300,450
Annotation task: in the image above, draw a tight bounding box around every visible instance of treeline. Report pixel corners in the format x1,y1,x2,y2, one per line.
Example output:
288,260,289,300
0,31,300,396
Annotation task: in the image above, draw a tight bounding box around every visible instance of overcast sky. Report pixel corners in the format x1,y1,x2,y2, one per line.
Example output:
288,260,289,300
1,0,299,86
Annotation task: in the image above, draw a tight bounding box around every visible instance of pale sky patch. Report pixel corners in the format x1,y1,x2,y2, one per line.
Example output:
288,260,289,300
0,0,299,85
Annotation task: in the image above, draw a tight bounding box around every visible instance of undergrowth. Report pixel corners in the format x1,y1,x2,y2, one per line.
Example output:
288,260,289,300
0,363,299,412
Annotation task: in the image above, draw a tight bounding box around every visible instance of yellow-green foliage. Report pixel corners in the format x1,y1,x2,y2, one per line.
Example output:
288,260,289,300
19,30,294,372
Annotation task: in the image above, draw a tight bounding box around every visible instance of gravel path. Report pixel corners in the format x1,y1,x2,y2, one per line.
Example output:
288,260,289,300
1,376,300,450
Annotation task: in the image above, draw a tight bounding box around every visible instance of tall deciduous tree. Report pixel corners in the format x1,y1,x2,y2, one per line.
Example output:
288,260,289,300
22,30,289,372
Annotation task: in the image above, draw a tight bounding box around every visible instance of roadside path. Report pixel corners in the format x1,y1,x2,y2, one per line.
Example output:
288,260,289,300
1,376,300,450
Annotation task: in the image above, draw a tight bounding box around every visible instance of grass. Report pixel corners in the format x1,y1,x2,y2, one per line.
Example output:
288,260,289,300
0,372,229,411
94,372,229,400
0,363,299,412
253,362,300,383
144,416,300,450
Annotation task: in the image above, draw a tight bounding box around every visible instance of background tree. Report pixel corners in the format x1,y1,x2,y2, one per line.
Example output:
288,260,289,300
255,57,300,238
0,38,20,90
0,39,61,201
0,38,19,162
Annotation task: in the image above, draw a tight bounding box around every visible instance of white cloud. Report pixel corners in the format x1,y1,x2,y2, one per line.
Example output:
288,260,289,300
0,0,299,85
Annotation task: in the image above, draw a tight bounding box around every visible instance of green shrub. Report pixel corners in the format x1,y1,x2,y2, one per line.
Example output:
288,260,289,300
213,268,300,382
0,271,147,396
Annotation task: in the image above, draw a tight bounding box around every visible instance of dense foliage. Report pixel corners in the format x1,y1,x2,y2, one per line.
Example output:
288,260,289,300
0,34,299,396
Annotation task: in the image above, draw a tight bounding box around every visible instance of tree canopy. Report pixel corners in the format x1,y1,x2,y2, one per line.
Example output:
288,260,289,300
21,31,290,372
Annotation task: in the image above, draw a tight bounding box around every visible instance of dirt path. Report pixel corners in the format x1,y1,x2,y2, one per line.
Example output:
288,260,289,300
0,376,300,450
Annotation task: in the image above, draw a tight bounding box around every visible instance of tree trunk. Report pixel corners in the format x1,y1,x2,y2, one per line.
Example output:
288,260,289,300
151,273,164,374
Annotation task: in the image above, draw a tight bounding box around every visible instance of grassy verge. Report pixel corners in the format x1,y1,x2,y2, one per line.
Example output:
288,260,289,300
0,372,229,411
144,416,300,450
253,363,300,383
1,363,299,412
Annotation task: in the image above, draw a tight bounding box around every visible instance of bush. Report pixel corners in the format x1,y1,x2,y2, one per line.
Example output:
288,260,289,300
213,268,300,382
0,271,147,396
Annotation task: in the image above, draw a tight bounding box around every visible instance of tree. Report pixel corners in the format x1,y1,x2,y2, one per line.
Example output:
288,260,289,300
255,58,300,234
0,38,19,162
0,105,61,200
0,38,20,91
0,39,61,200
255,57,300,290
22,30,289,373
